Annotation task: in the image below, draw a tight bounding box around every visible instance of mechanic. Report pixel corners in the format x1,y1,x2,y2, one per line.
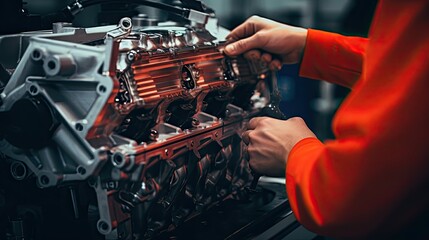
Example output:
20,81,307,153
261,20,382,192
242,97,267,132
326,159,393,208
224,1,429,239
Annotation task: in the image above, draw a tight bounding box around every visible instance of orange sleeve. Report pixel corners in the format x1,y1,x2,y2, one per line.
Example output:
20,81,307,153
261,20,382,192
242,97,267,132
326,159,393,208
299,29,368,89
286,1,429,238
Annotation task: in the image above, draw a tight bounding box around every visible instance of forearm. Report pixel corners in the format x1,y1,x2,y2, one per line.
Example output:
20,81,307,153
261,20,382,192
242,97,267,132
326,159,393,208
287,1,429,238
285,138,373,238
286,117,429,238
299,29,368,89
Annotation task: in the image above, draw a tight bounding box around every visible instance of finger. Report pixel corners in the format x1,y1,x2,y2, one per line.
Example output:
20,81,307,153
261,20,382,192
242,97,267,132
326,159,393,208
269,59,283,71
224,35,260,56
242,130,251,145
248,117,265,130
241,142,249,160
247,147,261,173
243,50,262,61
261,53,272,63
226,18,259,41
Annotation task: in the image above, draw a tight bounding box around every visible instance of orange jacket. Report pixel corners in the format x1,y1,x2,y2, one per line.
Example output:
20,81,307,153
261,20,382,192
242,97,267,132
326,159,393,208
287,1,429,239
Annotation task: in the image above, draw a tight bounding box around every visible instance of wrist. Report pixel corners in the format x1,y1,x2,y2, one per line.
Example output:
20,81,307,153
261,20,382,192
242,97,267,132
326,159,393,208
296,29,308,63
281,28,308,64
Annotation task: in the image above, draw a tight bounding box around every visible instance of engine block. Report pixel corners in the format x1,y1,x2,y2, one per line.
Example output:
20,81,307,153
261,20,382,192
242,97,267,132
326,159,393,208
0,14,276,239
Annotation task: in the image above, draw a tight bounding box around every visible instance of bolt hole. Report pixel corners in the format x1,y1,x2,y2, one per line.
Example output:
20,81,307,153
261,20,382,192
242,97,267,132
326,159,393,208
98,85,107,93
75,123,83,131
29,85,38,94
98,221,110,232
121,19,131,28
113,154,124,166
10,162,27,180
32,50,42,60
47,60,56,70
14,165,25,177
40,175,50,185
77,166,86,175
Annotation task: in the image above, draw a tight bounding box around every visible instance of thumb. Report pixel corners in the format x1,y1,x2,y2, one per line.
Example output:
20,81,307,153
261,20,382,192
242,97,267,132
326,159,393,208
224,36,259,56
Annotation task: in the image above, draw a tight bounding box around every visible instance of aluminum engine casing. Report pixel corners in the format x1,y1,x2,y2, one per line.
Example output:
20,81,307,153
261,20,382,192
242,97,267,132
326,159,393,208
0,17,274,239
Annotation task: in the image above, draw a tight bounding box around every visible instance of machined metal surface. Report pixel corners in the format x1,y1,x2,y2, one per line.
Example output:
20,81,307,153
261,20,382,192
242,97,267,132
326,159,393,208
0,10,278,240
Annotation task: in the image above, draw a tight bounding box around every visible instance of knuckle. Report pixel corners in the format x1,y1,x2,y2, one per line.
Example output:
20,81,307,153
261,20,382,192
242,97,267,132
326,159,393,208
248,131,255,140
256,31,266,39
262,52,271,59
249,15,261,22
248,147,257,159
253,32,263,41
249,117,258,126
246,49,261,58
260,117,271,125
235,40,248,51
244,130,251,138
290,117,304,123
249,158,261,171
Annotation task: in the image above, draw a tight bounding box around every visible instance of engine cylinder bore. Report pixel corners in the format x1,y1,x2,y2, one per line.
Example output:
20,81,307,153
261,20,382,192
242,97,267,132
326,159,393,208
1,97,56,149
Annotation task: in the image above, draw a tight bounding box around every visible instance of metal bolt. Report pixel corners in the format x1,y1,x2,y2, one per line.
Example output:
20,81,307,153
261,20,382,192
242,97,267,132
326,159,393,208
225,109,231,117
192,118,200,127
149,129,159,141
127,51,137,62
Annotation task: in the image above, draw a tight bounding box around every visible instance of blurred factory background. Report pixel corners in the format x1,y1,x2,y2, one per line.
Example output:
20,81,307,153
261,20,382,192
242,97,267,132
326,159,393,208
19,0,377,140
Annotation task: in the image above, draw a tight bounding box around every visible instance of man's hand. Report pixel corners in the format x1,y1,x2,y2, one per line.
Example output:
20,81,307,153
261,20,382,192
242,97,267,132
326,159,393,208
242,117,316,177
224,15,308,70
